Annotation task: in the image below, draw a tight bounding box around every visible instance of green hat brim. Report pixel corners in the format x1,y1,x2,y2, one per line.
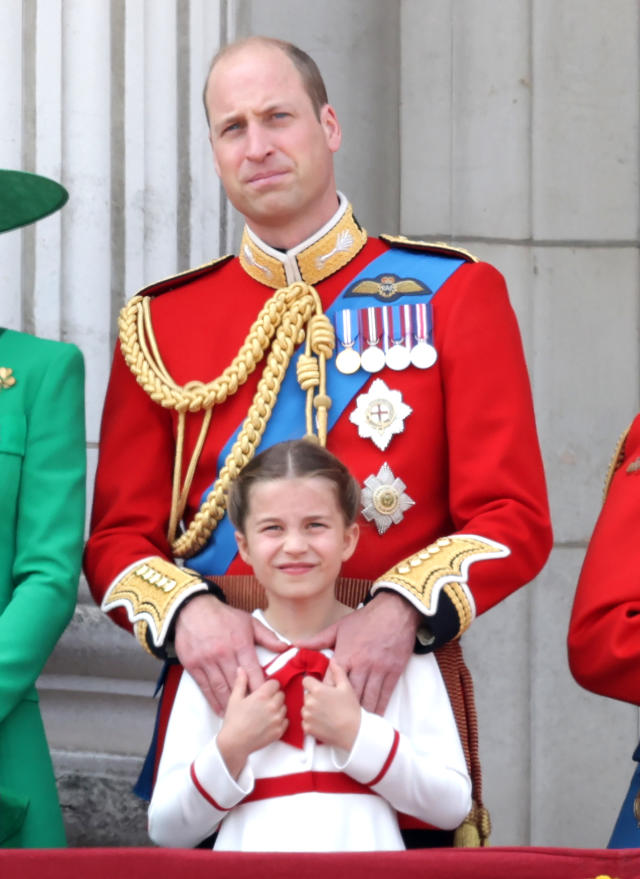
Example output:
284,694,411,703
0,169,69,234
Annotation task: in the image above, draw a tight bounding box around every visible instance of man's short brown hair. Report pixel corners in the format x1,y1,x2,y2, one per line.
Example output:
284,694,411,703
202,36,329,126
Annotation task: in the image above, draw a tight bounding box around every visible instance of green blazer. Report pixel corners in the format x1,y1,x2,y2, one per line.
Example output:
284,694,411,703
0,328,85,848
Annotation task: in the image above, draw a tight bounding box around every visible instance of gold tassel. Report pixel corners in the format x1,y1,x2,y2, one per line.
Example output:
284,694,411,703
453,803,491,848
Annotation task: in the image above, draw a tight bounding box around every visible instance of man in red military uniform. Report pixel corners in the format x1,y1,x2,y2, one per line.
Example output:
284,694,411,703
568,417,640,847
85,37,552,795
568,416,640,703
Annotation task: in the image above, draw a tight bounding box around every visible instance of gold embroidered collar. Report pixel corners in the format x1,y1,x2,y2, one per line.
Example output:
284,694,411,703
238,192,367,289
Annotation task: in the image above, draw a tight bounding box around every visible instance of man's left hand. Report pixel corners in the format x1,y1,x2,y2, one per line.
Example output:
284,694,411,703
299,591,421,715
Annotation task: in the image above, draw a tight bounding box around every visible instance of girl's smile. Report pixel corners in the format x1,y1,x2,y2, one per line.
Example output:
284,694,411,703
234,475,358,639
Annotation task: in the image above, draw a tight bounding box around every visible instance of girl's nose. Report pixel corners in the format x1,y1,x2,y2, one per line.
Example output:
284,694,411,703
283,529,307,553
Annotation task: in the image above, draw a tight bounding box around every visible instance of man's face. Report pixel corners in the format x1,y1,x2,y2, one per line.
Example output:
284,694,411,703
205,44,341,248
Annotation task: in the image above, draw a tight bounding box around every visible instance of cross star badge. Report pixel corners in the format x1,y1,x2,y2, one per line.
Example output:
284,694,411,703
349,378,412,451
361,462,415,535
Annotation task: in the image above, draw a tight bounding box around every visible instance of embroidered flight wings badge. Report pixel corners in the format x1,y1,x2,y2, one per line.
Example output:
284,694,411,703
344,274,430,303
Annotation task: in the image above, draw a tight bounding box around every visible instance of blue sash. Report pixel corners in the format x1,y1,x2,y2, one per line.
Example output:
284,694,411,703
188,248,465,576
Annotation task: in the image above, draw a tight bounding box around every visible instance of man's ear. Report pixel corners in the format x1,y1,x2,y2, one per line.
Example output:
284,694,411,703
320,104,342,154
210,133,222,177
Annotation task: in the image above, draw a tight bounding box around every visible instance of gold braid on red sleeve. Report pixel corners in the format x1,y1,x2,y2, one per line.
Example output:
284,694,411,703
101,557,209,655
371,534,510,639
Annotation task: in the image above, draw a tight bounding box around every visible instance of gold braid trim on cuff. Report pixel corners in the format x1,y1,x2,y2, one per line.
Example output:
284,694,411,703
102,557,208,654
371,534,510,638
118,282,335,561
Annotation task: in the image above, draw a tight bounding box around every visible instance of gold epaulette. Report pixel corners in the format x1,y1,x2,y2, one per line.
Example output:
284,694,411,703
135,254,234,299
380,234,479,264
602,422,632,501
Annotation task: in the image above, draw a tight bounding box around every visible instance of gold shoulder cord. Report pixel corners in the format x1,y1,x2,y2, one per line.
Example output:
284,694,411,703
118,282,335,559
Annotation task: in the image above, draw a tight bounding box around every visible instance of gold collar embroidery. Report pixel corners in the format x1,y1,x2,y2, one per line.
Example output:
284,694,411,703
238,193,367,289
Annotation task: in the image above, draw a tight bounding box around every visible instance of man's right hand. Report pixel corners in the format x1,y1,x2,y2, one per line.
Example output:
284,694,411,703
173,593,287,715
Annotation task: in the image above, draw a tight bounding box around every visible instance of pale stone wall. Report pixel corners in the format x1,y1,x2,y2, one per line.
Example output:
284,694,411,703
1,0,638,847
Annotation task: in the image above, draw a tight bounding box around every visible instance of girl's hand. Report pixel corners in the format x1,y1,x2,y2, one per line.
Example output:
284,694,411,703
217,668,287,778
301,660,361,751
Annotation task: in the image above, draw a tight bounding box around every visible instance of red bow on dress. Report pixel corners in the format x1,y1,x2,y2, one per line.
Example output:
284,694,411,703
266,649,329,749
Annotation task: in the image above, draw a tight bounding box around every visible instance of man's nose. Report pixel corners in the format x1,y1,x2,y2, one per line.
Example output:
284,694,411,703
245,121,272,161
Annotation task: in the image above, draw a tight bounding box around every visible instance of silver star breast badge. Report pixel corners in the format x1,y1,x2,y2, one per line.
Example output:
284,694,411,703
361,462,415,535
349,378,412,451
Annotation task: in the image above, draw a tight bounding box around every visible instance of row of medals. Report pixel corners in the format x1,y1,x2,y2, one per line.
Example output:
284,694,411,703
334,308,438,375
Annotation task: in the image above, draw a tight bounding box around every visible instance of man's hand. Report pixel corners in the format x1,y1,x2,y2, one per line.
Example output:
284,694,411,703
174,593,286,715
217,669,287,779
299,592,421,715
301,660,360,751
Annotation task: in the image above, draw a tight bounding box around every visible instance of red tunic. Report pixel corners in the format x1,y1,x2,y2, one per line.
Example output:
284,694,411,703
568,415,640,704
85,204,551,652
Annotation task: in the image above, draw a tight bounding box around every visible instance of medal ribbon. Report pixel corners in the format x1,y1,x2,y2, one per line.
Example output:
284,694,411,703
414,302,434,345
333,308,358,350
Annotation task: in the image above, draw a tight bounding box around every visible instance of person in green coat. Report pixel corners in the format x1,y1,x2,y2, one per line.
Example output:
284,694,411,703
0,170,86,847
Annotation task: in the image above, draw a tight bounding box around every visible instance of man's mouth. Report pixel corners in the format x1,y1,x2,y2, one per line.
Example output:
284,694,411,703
246,169,290,186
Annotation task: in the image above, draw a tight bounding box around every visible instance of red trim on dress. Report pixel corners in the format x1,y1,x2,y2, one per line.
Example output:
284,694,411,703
242,771,373,804
366,729,400,787
190,763,230,811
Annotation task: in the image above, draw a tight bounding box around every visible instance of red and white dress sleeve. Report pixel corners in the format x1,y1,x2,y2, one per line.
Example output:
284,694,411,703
148,669,252,848
332,651,471,831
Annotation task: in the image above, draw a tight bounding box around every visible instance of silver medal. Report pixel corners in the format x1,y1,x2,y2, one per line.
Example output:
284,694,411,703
360,307,385,373
334,308,361,375
360,345,386,373
410,341,438,369
411,302,437,369
386,343,411,371
335,346,361,375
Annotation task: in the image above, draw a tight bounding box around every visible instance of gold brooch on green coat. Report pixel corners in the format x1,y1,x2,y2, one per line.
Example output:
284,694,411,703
0,366,16,390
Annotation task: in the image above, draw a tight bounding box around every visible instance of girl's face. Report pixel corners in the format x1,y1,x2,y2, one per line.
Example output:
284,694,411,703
235,476,358,605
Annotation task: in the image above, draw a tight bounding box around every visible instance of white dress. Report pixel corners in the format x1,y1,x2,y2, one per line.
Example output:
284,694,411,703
148,610,471,851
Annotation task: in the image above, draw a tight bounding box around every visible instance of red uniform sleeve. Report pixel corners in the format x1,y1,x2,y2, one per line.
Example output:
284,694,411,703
372,261,553,638
568,415,640,704
441,262,553,614
84,341,176,634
